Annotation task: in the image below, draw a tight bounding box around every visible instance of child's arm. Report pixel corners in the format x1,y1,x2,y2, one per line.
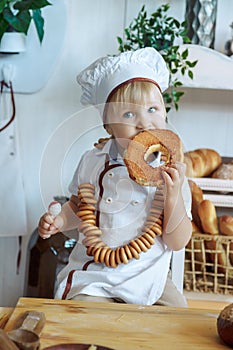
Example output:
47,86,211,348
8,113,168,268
38,195,81,239
161,162,192,251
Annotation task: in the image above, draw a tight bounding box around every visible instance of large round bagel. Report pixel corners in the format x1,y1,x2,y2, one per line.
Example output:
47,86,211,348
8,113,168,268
124,129,183,186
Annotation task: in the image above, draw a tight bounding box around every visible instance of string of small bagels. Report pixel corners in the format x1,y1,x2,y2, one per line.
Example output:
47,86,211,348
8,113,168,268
75,129,182,268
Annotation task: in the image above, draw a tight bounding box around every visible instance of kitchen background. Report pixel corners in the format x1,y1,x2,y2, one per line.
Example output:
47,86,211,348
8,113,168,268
0,0,233,306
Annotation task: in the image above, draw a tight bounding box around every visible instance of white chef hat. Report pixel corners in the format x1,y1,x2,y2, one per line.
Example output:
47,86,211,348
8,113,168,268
77,47,169,117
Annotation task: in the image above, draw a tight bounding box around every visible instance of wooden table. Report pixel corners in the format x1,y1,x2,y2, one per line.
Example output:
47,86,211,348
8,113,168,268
3,297,227,350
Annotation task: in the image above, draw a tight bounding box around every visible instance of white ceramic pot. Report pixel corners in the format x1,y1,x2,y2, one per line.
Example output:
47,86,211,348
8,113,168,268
0,32,26,54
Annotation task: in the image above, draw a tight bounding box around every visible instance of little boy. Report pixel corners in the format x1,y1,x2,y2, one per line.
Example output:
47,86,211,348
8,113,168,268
38,47,192,306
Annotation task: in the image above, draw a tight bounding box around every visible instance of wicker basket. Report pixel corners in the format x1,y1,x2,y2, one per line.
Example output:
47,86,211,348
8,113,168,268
184,233,233,294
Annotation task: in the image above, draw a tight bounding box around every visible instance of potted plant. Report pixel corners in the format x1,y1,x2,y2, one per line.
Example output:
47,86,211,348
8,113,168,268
117,3,198,113
0,0,51,53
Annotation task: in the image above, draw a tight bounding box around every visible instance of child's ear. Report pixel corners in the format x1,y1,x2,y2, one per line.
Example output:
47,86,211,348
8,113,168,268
104,124,113,136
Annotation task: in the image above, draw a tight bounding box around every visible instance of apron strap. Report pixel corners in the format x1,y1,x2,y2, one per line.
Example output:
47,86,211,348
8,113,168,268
0,80,16,132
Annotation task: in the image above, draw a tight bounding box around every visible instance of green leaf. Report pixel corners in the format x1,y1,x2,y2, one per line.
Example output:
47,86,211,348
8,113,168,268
184,36,191,43
0,13,8,41
32,9,44,43
163,92,172,103
117,36,122,44
0,0,7,13
188,70,194,79
171,89,177,97
175,91,185,98
173,19,180,28
174,81,183,87
187,60,198,68
181,48,188,59
13,0,51,11
3,7,31,33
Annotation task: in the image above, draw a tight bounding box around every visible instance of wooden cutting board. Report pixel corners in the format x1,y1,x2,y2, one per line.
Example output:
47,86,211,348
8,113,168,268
4,297,226,350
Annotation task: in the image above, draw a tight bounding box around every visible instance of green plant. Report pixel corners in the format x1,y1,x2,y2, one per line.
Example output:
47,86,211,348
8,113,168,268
117,3,198,112
0,0,52,43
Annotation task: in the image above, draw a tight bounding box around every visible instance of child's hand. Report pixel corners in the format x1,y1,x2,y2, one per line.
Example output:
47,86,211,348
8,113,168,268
160,161,192,248
161,161,186,199
38,202,64,239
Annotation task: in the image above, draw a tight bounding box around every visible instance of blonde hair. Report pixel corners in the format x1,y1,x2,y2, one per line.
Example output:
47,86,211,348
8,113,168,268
103,80,164,124
109,80,162,104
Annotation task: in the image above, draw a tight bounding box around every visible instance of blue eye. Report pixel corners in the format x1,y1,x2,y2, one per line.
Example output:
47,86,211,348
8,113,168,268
123,111,135,119
148,107,156,113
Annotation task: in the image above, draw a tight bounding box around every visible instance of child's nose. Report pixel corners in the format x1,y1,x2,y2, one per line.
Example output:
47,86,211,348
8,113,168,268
136,113,152,130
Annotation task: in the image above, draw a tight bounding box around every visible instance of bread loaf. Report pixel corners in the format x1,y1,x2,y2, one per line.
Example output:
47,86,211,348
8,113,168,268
212,162,233,180
184,148,222,177
191,221,200,233
197,200,231,272
188,179,203,231
219,215,233,265
217,303,233,347
197,199,218,234
219,215,233,236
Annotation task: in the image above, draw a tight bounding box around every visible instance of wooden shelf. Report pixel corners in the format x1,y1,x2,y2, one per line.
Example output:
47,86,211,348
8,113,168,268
176,44,233,90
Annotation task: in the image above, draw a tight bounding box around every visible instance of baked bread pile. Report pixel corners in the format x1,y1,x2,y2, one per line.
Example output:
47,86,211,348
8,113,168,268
184,147,233,181
187,180,233,274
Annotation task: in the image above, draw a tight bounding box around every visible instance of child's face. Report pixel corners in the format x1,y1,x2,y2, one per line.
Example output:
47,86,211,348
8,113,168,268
105,85,166,151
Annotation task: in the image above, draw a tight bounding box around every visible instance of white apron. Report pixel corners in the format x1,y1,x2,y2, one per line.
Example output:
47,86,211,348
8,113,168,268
55,141,192,304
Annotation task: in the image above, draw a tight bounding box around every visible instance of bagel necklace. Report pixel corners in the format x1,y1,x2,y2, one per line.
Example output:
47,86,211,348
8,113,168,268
76,182,164,268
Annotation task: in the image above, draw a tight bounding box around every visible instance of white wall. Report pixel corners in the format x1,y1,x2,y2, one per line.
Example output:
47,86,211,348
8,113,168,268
1,0,232,306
